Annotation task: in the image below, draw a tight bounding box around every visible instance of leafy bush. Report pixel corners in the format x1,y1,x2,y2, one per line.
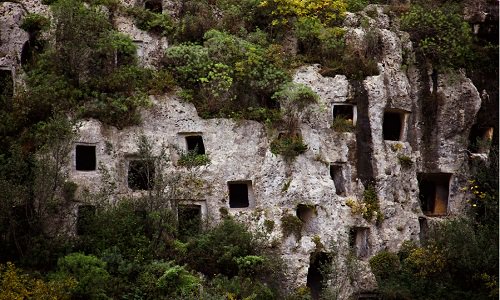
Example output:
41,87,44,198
400,5,473,68
20,14,50,33
369,251,400,280
0,262,76,300
346,185,383,223
270,135,308,158
164,30,289,118
15,0,157,129
372,217,499,299
76,200,152,260
205,275,276,299
53,253,110,300
331,116,354,132
177,150,210,168
186,218,255,277
126,7,174,36
136,261,201,298
261,0,347,27
280,213,303,239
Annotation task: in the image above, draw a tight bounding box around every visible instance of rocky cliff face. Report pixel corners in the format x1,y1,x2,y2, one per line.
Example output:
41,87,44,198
1,0,495,297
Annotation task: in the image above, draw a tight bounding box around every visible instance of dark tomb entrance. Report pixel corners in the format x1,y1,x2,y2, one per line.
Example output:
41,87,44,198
228,181,250,208
186,135,205,154
128,160,155,190
333,104,354,120
75,145,96,171
418,173,451,216
307,252,332,299
350,227,370,258
330,164,346,196
178,204,202,239
296,204,315,222
144,0,162,13
468,125,493,153
383,111,404,141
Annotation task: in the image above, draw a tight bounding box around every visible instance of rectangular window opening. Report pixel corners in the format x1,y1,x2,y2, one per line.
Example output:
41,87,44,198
178,204,202,239
468,125,493,153
333,104,356,125
418,173,451,216
186,135,205,155
128,160,155,190
307,252,332,299
383,111,404,141
75,145,97,171
349,227,370,258
228,181,252,208
144,0,162,13
296,204,315,222
77,205,95,235
330,164,346,196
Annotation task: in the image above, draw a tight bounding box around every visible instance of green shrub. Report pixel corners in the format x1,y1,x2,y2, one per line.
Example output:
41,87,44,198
270,135,308,158
369,251,400,280
400,5,473,68
205,275,276,299
20,13,50,33
186,218,255,277
280,213,303,240
165,30,289,119
126,7,174,36
0,262,76,300
76,200,152,260
235,255,266,276
177,150,210,168
362,185,383,223
346,0,368,12
331,116,354,132
53,253,110,300
135,261,200,298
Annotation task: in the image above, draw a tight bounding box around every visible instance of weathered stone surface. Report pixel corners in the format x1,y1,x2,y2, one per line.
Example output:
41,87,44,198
1,1,488,298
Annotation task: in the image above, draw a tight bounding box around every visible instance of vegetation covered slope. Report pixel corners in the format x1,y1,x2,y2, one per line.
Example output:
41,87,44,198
0,0,497,299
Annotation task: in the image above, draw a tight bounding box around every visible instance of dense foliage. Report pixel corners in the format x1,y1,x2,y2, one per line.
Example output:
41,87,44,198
370,154,499,300
0,0,497,298
401,5,473,68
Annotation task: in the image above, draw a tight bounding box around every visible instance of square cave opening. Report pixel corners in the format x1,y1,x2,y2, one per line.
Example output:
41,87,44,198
77,205,95,235
144,0,162,13
330,163,346,196
468,125,493,153
75,145,96,171
178,204,202,239
383,110,405,141
0,69,14,99
418,173,452,216
128,159,155,191
333,104,356,125
349,227,370,259
186,135,205,155
296,204,316,222
306,252,332,299
228,181,253,208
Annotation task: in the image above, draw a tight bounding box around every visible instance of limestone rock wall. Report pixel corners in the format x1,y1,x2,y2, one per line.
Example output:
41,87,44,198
1,1,489,297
